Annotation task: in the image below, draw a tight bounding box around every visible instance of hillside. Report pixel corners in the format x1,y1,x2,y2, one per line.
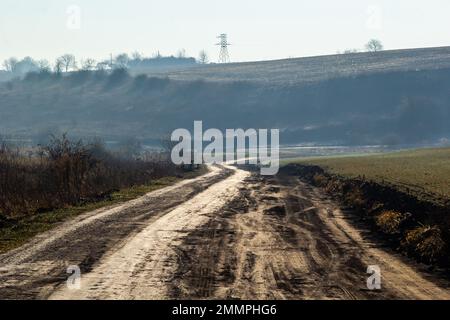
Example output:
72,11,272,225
1,46,450,145
146,46,450,85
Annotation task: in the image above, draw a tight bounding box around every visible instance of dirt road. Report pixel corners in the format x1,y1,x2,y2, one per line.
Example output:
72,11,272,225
1,165,449,300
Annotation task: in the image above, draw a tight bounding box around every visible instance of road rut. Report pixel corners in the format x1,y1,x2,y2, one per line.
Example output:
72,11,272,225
1,165,450,300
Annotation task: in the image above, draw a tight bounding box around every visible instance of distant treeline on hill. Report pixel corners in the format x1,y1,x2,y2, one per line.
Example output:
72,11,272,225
1,51,199,79
128,56,196,69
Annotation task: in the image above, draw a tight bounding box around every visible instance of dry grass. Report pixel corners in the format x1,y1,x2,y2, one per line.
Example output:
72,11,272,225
0,134,200,253
0,135,181,218
0,175,189,253
0,160,207,254
402,225,446,262
376,210,406,234
312,173,329,186
285,147,450,265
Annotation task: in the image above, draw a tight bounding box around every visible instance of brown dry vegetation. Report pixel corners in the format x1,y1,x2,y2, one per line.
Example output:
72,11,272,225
402,225,446,262
288,148,450,205
283,156,450,266
0,134,180,220
376,210,407,235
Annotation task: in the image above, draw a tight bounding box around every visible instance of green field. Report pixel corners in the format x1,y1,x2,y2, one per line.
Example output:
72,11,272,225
285,147,450,202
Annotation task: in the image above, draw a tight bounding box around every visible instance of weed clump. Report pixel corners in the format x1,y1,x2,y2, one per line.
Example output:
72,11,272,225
376,210,406,234
312,173,328,186
0,134,179,218
402,225,446,262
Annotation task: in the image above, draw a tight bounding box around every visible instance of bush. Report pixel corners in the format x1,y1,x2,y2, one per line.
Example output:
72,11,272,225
402,225,446,262
312,173,328,186
105,68,129,88
0,134,179,218
343,188,366,209
376,210,406,234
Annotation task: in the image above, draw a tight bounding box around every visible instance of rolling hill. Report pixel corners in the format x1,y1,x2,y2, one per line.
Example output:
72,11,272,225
1,46,450,146
144,46,450,85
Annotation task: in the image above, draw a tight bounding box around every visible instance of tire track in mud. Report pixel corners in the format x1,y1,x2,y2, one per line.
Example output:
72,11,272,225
48,166,250,299
169,171,450,300
0,165,233,300
2,165,450,300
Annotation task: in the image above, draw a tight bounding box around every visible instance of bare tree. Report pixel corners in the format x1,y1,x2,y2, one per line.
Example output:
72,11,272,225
365,39,384,52
37,59,51,72
131,51,142,61
81,58,96,71
57,54,77,72
2,57,18,72
54,58,64,74
152,51,162,59
96,61,109,71
198,50,209,64
114,53,129,69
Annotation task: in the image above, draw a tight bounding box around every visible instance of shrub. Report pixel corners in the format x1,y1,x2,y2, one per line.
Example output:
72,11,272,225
312,173,328,186
376,210,405,234
0,134,179,219
105,68,129,88
402,225,446,262
343,188,366,209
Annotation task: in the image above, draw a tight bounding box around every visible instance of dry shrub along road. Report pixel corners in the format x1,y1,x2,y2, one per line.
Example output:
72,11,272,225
0,165,449,299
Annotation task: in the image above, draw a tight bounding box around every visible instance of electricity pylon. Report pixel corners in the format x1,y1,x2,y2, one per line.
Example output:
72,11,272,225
216,34,230,63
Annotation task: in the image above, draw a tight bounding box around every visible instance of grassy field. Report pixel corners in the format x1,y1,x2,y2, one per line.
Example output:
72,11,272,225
285,147,450,203
0,168,206,254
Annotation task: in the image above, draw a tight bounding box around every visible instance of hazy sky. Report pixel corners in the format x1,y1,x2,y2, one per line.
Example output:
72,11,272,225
1,0,450,64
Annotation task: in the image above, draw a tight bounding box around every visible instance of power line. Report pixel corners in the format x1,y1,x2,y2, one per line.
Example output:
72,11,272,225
216,33,230,63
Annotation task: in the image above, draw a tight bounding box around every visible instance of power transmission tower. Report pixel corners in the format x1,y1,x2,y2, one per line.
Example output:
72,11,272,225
216,34,230,63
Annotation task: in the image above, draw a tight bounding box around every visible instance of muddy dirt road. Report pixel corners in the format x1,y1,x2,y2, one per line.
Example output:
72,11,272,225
1,165,450,300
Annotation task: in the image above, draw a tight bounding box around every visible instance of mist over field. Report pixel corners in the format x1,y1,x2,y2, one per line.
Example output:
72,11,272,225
1,46,450,147
3,0,450,305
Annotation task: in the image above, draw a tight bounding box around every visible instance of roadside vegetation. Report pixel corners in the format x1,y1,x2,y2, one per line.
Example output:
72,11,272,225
286,148,450,204
0,134,203,253
284,147,450,266
2,47,450,147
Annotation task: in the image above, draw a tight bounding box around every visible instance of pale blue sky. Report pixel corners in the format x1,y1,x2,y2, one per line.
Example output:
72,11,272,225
1,0,449,64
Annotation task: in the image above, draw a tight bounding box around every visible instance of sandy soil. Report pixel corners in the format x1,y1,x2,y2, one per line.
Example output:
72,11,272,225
0,165,232,299
1,165,450,300
169,171,450,300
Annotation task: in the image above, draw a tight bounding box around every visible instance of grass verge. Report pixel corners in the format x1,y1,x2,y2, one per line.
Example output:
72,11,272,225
283,148,450,266
283,147,450,206
0,167,207,254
